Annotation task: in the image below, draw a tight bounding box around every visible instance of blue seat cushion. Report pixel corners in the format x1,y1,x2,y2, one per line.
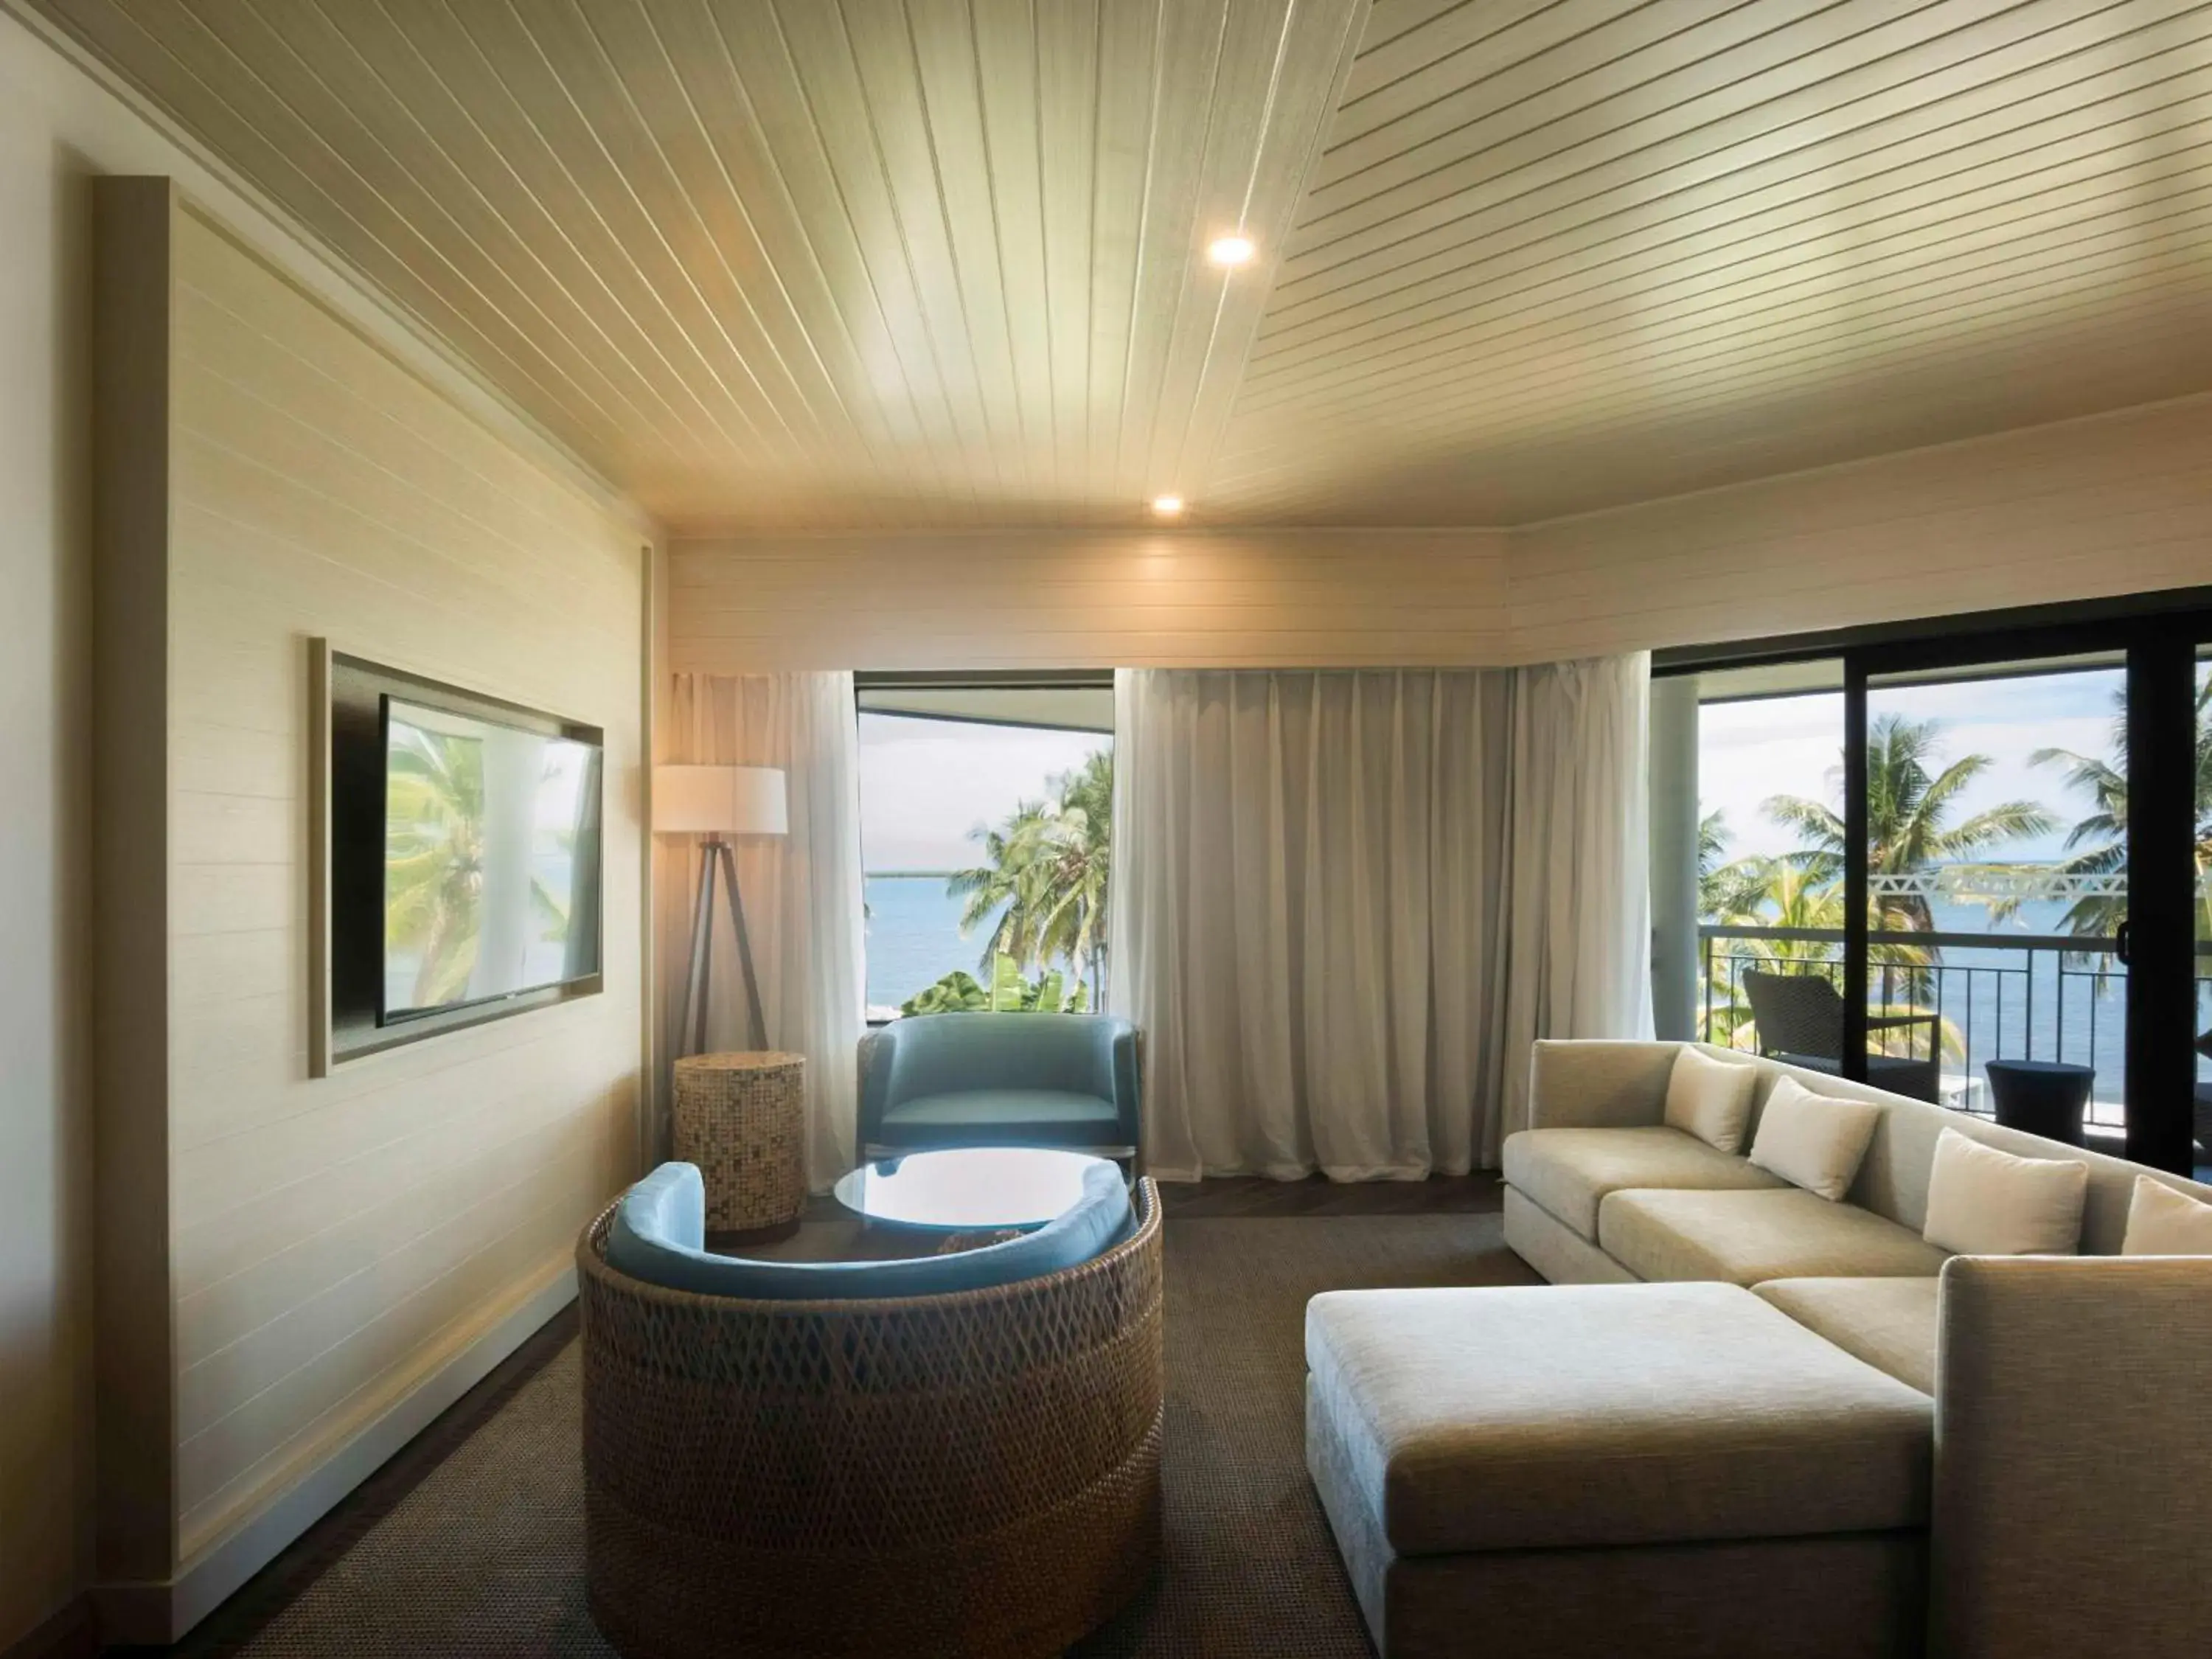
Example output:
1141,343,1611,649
879,1088,1123,1147
859,1012,1139,1149
604,1161,1133,1301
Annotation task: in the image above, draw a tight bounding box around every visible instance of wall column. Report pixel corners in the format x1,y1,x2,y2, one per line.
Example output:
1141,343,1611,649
90,175,178,1604
1648,675,1700,1042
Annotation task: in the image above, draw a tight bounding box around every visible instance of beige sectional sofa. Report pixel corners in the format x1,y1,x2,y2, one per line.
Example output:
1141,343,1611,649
1307,1039,2212,1659
1500,1040,2199,1388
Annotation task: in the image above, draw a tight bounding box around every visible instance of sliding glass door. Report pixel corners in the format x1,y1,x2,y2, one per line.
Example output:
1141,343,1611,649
2115,633,2199,1176
1853,653,2129,1137
1843,629,2200,1173
1678,602,2211,1176
2191,647,2212,1183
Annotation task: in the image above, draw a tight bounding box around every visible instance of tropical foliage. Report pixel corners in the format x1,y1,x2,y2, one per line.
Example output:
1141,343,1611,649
383,720,571,1009
945,748,1112,1000
1697,840,1820,1049
1761,713,2055,933
385,724,487,1006
1696,838,1950,1057
1697,810,1772,925
900,955,1093,1017
1696,714,2045,1055
2029,675,2212,941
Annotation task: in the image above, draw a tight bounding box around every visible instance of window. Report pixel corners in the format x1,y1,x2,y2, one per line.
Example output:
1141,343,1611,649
1690,656,2134,1129
1658,588,2212,1175
1688,660,1847,1060
855,676,1113,1022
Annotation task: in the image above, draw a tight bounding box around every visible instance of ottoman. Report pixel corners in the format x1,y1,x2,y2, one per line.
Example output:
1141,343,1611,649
1305,1282,1933,1659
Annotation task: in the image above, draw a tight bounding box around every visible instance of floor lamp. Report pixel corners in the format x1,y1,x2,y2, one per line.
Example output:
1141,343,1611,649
655,765,789,1056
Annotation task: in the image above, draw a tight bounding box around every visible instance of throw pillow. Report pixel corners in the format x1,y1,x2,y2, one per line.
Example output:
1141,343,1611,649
1663,1046,1760,1155
2121,1174,2212,1255
1921,1127,2087,1255
1746,1077,1882,1201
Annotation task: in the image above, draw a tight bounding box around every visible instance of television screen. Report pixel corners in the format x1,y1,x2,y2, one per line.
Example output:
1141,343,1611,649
381,696,603,1022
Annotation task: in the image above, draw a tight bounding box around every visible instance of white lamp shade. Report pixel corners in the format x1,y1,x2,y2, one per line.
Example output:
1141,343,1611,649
653,765,788,836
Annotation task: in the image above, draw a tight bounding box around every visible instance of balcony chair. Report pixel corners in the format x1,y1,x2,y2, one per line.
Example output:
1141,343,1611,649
857,1011,1141,1161
1739,968,1941,1103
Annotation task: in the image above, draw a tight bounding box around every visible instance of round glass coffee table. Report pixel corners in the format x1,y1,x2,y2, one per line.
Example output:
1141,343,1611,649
832,1147,1115,1232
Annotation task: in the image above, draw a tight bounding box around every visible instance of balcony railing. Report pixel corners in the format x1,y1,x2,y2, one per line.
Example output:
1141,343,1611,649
1698,925,2138,1134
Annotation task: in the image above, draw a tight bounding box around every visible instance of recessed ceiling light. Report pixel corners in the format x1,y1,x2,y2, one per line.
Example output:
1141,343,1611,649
1150,495,1184,516
1207,234,1255,267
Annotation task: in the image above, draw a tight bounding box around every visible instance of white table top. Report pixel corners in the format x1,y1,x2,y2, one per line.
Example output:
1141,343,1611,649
832,1147,1115,1231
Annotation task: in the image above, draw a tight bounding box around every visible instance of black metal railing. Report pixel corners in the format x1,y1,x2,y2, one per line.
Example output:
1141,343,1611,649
1697,925,2144,1132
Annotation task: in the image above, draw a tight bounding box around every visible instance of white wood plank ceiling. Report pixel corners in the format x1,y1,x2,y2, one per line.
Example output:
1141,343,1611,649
33,0,2212,529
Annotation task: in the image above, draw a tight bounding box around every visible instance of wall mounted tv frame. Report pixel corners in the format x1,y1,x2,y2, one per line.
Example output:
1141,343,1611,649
313,644,605,1071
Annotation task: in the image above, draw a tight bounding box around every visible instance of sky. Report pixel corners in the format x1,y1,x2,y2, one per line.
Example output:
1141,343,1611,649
857,669,2129,876
1699,666,2126,867
858,712,1110,872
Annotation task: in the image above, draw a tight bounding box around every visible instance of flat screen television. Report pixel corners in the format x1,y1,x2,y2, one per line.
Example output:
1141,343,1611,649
380,696,603,1020
324,652,603,1064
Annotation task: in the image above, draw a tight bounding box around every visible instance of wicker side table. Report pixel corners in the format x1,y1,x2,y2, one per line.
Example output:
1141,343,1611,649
672,1051,807,1239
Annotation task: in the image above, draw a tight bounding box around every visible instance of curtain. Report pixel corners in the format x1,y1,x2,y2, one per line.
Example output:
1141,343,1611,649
1110,658,1649,1180
1498,653,1655,1156
657,672,865,1190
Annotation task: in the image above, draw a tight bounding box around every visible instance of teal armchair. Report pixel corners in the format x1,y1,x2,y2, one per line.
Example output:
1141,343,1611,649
858,1012,1141,1158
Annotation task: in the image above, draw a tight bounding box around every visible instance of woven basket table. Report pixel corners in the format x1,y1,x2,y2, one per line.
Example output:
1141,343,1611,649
671,1051,806,1238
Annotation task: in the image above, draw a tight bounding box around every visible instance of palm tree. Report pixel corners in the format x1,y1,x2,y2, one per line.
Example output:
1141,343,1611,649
1705,860,1955,1060
386,720,577,1006
1698,848,1789,1048
1697,810,1772,923
945,801,1052,961
1747,860,1844,962
1694,812,1782,1044
1034,749,1111,984
1763,713,2055,933
946,749,1113,1001
1701,859,1854,1039
2030,676,2212,941
384,723,487,1006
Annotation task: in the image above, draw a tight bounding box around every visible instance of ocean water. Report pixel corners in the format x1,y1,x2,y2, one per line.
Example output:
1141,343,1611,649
866,877,2177,1120
1911,897,2129,1116
864,875,1005,1015
1710,897,2143,1119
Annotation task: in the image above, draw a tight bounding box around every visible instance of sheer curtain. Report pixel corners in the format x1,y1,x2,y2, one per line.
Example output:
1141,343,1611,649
657,672,865,1190
1110,658,1649,1180
1498,653,1655,1158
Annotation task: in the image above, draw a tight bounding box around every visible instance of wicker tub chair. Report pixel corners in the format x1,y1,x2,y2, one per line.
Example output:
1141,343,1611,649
577,1178,1165,1659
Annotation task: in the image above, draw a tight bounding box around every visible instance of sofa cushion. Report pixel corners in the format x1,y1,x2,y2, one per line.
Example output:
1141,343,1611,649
879,1088,1122,1147
1663,1046,1760,1154
2122,1172,2212,1255
1753,1277,1940,1395
1921,1127,2087,1255
1304,1281,1932,1557
1501,1126,1786,1241
1600,1188,1951,1286
1747,1077,1883,1201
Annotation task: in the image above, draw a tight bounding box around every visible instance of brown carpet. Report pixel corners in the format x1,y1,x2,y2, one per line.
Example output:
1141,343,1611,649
213,1212,1535,1658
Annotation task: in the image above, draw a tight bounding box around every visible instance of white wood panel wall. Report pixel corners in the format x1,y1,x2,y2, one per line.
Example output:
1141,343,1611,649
1510,394,2212,662
669,397,2212,674
667,529,1512,671
164,209,644,1565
